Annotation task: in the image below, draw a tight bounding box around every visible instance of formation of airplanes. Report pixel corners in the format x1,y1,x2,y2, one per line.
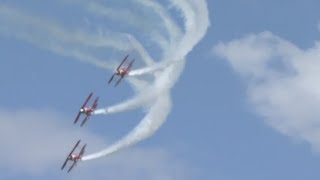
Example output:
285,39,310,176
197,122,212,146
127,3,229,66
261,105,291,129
61,55,134,173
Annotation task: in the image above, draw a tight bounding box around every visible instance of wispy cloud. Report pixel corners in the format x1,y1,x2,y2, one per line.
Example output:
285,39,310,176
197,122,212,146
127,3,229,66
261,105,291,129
213,31,320,151
0,5,133,69
63,0,162,66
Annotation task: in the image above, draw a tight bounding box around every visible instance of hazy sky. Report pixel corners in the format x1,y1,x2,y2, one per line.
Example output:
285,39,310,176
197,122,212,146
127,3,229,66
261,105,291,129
1,0,320,180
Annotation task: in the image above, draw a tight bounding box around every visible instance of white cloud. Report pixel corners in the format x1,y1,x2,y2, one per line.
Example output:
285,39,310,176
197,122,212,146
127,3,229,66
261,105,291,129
213,31,320,152
0,108,189,179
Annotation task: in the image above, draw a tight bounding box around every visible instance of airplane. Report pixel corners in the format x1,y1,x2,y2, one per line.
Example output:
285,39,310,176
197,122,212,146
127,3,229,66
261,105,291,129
74,92,99,127
108,54,135,87
61,140,86,173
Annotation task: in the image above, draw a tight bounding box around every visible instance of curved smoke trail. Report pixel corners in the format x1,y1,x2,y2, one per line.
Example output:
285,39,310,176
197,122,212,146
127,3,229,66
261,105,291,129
82,0,210,161
0,0,209,161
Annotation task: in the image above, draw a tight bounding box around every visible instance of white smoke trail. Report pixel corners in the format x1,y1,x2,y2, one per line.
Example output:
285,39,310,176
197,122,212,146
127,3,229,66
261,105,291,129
94,59,184,115
83,60,185,160
83,0,210,161
136,0,182,43
94,0,186,115
125,34,156,66
86,92,172,160
128,61,170,76
95,0,210,115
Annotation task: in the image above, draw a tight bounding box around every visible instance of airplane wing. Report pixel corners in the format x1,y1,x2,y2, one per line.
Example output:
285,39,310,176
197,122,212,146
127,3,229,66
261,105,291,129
67,161,77,173
67,144,86,173
127,59,135,72
92,97,99,110
108,73,116,84
109,55,129,85
73,112,81,124
80,144,86,157
114,77,123,87
116,54,129,71
80,97,98,127
61,158,69,170
82,93,93,109
61,140,81,170
74,93,93,124
80,115,90,127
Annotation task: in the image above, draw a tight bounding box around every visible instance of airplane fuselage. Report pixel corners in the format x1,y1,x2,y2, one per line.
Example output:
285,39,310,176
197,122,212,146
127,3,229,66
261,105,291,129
69,154,81,161
116,68,128,77
80,108,94,114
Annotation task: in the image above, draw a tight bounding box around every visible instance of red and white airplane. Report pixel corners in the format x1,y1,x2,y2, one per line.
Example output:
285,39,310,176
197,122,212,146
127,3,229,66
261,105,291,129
61,140,86,173
108,54,135,87
74,92,99,127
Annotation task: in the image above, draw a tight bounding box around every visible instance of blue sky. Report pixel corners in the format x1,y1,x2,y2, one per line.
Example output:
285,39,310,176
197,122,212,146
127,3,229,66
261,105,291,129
1,0,320,180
